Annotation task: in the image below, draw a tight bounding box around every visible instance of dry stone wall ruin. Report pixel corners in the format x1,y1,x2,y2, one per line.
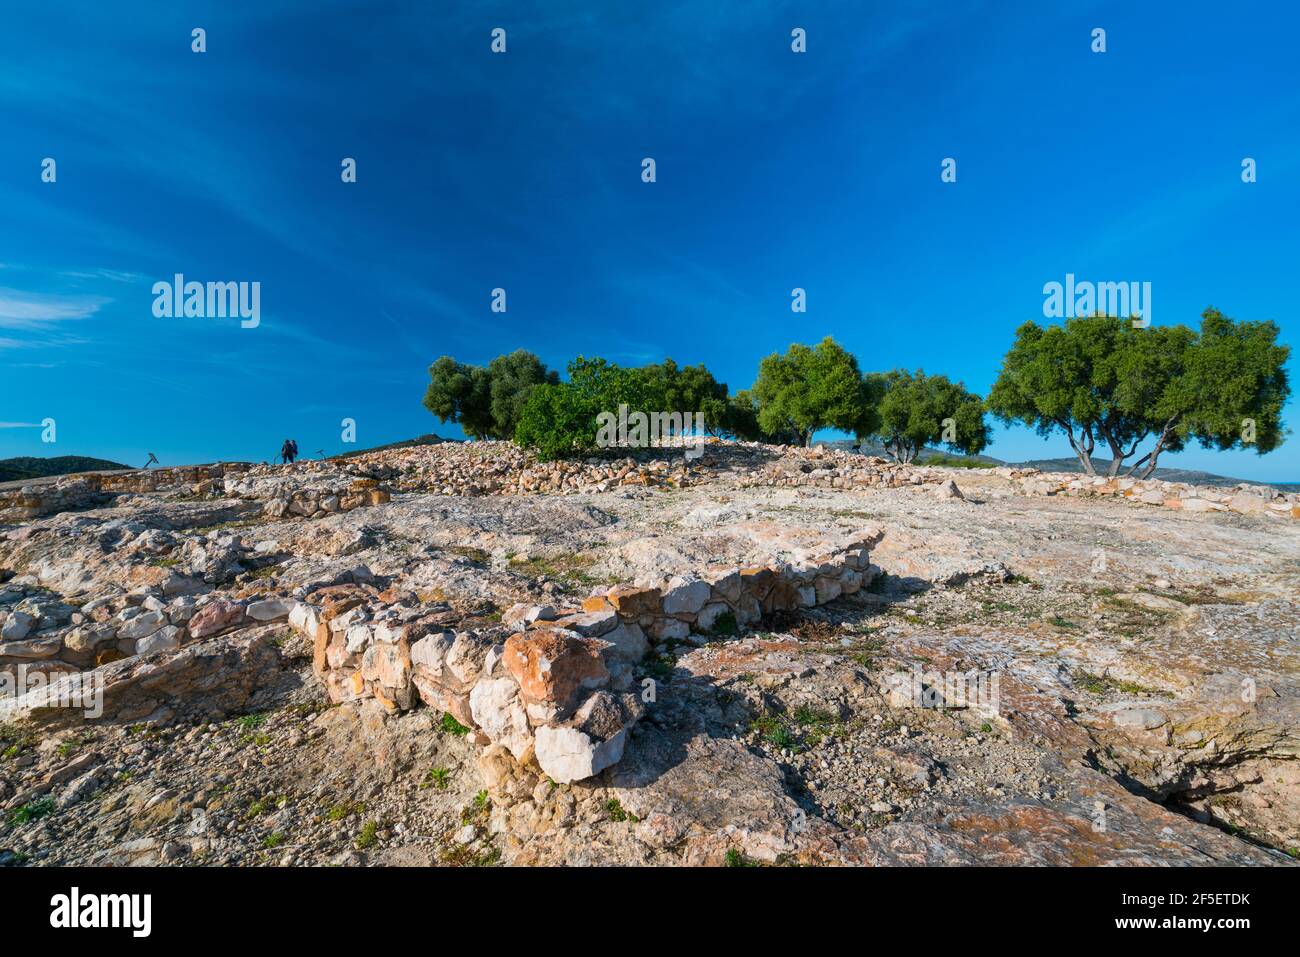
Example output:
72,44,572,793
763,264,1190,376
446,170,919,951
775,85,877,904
287,529,882,783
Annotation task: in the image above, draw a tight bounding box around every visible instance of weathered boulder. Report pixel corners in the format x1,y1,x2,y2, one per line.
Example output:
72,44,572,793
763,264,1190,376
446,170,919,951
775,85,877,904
502,629,611,713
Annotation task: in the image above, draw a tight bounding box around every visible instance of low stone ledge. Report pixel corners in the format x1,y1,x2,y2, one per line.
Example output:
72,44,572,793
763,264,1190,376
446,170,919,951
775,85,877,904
286,528,882,784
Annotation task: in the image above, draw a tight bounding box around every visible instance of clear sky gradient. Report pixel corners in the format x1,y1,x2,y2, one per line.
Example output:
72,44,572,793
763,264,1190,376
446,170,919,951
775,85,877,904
2,1,1297,479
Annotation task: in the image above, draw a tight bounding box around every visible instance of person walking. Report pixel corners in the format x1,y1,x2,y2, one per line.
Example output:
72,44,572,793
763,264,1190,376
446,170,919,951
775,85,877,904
279,439,293,465
289,439,299,463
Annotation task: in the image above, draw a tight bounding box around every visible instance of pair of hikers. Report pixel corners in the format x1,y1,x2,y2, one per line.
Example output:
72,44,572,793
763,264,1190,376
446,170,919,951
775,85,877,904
279,439,299,464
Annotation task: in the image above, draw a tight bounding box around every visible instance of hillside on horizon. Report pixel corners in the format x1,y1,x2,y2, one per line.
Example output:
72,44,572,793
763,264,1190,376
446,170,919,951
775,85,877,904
824,440,1292,489
0,455,132,483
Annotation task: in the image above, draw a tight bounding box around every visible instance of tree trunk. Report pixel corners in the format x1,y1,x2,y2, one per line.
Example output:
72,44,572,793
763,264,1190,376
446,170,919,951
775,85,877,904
1126,416,1179,480
1060,420,1096,476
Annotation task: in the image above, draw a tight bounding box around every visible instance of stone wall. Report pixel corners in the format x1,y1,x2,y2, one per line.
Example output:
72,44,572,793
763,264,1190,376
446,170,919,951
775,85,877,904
0,464,390,524
227,477,392,519
286,530,882,784
0,479,109,522
1009,470,1300,519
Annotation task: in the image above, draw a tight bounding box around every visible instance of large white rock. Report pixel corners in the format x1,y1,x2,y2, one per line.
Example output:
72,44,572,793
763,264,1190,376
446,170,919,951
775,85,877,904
288,602,319,635
246,597,295,621
662,576,712,616
534,724,628,784
602,621,648,661
932,479,964,500
116,609,166,641
469,677,533,761
135,626,181,656
344,624,373,654
410,631,455,677
0,610,34,642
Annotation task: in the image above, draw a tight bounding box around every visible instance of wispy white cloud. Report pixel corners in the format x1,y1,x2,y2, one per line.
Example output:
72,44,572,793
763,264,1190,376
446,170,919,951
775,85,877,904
0,421,42,428
0,288,108,330
60,268,145,284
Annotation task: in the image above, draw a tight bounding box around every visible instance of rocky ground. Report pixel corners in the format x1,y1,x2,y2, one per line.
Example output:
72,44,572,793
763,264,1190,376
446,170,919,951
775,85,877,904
0,443,1296,866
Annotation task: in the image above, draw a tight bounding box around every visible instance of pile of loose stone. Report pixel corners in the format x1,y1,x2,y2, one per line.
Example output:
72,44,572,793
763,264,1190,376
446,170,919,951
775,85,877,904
1007,469,1299,518
0,527,307,676
287,528,882,784
338,440,944,497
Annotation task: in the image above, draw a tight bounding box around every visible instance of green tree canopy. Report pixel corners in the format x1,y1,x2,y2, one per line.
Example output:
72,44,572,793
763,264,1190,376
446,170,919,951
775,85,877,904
642,359,728,430
423,350,557,440
422,356,494,439
864,369,990,464
487,350,559,440
987,309,1290,477
753,337,869,446
514,356,662,459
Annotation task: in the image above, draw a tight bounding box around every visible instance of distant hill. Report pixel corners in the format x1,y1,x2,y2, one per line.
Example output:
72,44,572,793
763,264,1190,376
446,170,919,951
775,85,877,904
0,455,132,483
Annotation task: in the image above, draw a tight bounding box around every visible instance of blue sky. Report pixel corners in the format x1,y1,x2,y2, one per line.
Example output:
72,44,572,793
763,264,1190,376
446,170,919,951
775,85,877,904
2,0,1297,479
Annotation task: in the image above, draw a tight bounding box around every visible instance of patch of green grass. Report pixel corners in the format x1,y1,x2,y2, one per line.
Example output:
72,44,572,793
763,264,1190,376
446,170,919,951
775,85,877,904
460,790,491,826
643,653,678,683
242,732,272,747
446,545,490,564
0,723,35,759
792,704,838,745
603,798,638,823
7,796,56,826
724,848,759,867
709,611,739,637
262,831,286,849
980,600,1017,613
749,715,797,751
847,636,886,670
980,722,994,733
235,712,268,730
355,820,378,850
507,552,611,591
1048,616,1080,630
439,713,470,737
246,796,279,818
420,767,451,791
439,843,502,867
149,557,181,568
325,801,364,822
1073,669,1168,698
55,732,97,758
